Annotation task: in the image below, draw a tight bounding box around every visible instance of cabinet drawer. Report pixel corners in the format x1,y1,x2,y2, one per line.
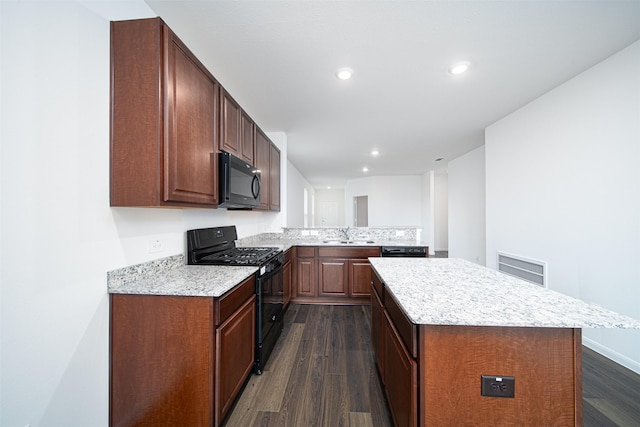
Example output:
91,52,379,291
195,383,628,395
384,288,417,358
296,246,316,258
318,246,380,258
217,275,256,326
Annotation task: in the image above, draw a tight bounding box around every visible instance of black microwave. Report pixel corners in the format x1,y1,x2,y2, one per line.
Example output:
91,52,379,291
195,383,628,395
219,152,261,209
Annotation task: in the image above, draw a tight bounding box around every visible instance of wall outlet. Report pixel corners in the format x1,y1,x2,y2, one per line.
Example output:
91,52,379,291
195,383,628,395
301,230,310,236
481,375,515,398
310,230,319,236
148,238,165,254
395,230,405,237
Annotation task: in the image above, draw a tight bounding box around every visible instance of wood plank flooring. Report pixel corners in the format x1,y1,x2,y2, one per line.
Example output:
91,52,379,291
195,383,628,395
583,346,640,426
224,304,393,427
224,304,640,427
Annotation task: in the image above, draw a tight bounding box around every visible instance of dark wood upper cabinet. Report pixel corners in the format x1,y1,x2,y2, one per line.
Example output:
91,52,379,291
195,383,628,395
269,143,281,211
240,110,255,165
254,127,271,210
220,89,241,157
110,18,219,208
111,17,280,211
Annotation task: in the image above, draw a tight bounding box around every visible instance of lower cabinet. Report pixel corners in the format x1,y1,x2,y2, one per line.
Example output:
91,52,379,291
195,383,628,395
296,248,317,298
282,248,292,308
110,275,256,427
216,296,256,423
293,246,379,303
372,270,417,427
371,283,385,382
349,259,373,297
318,258,348,297
383,311,417,427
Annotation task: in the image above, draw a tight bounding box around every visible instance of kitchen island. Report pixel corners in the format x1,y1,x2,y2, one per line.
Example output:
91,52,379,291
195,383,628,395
369,257,640,426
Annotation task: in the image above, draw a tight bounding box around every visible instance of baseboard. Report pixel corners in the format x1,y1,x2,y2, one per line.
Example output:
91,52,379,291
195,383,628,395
583,337,640,375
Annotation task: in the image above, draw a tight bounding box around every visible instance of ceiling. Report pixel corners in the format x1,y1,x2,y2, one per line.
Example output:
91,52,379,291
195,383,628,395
145,1,640,188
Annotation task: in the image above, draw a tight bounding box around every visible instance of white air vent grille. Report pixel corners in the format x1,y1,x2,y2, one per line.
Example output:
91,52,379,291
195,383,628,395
497,252,546,287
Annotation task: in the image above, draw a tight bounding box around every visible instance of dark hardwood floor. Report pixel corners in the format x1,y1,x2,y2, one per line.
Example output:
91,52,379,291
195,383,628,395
225,304,640,427
225,304,392,427
583,346,640,426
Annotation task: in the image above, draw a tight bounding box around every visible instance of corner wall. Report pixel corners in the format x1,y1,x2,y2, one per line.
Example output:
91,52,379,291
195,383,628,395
485,41,640,373
448,146,486,264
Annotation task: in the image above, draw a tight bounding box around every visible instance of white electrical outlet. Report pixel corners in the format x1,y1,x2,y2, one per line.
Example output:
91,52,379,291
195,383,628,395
301,230,310,236
148,238,165,254
395,230,405,237
310,230,319,236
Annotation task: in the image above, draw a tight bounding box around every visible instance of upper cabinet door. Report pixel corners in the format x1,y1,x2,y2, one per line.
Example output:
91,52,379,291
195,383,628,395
240,110,255,165
220,89,241,157
269,143,280,211
110,18,218,208
254,127,271,210
164,29,219,205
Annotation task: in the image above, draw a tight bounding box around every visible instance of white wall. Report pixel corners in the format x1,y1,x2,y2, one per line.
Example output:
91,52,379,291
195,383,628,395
0,2,286,425
486,41,640,373
314,189,345,226
345,175,423,227
448,146,486,264
421,172,434,253
434,172,449,252
286,160,314,227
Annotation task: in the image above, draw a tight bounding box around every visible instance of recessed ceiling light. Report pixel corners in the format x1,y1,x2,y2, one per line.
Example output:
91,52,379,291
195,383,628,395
328,186,331,189
371,150,379,156
362,167,369,172
336,67,353,80
448,61,470,75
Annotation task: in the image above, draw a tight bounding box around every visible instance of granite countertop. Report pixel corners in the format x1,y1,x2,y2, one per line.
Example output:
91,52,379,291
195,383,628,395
369,257,640,329
105,238,420,298
237,239,426,252
107,255,257,298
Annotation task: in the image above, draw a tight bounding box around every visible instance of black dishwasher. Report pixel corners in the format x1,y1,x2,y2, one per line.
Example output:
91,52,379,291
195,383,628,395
380,246,428,257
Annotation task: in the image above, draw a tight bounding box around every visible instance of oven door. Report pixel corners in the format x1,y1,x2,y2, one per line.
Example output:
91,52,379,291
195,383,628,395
255,265,283,374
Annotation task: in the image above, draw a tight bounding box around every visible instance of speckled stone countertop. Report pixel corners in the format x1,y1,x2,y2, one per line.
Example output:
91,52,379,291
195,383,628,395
237,227,427,251
108,254,257,298
369,258,640,329
236,238,422,252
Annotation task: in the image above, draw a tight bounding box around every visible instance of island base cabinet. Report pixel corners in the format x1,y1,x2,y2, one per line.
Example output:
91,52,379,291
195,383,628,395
419,325,582,426
383,311,417,427
371,284,384,382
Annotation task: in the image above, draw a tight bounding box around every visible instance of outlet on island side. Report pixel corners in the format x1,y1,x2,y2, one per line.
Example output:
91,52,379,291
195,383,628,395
481,375,515,398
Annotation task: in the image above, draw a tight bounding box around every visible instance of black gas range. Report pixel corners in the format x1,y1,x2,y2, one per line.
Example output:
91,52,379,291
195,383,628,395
186,226,284,374
187,226,282,267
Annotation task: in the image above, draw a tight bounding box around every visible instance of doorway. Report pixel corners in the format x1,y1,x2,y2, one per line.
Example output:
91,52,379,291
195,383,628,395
353,196,368,227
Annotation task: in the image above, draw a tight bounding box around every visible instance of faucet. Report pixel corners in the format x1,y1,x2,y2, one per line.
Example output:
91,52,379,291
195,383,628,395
338,227,351,240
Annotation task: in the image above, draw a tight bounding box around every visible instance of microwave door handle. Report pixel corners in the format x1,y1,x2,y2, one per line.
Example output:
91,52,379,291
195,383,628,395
252,174,261,199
